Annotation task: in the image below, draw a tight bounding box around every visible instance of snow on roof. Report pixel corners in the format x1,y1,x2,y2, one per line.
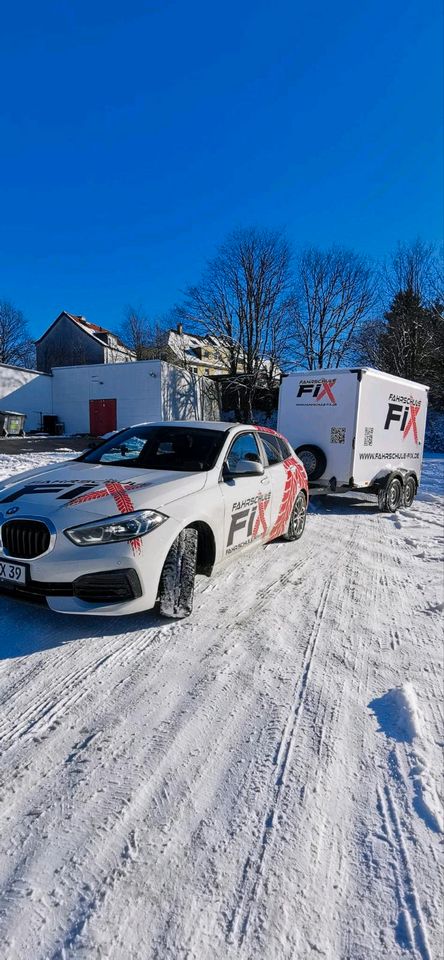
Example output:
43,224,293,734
167,329,235,369
0,361,50,376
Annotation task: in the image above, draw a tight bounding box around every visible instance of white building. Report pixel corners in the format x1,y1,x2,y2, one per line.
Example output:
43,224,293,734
0,363,52,432
0,361,220,435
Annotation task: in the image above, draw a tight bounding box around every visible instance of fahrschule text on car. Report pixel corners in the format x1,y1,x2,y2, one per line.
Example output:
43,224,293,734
0,421,308,619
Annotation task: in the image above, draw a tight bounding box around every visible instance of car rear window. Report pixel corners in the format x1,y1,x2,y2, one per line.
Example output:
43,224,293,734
277,436,293,459
82,425,228,472
258,431,283,466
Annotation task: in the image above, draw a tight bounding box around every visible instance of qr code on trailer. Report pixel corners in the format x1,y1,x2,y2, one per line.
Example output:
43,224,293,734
364,427,374,447
330,427,346,443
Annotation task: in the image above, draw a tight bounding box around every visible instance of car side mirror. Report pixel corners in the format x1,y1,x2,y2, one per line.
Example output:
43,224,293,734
223,459,264,479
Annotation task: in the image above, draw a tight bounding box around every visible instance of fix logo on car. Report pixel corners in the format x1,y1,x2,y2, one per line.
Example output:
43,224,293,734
296,380,337,404
384,395,422,444
0,478,152,505
227,493,271,552
0,481,98,504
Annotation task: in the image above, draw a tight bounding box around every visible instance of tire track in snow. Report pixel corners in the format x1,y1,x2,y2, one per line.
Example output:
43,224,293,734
241,523,372,956
226,574,335,946
0,624,174,750
376,782,432,960
204,534,319,633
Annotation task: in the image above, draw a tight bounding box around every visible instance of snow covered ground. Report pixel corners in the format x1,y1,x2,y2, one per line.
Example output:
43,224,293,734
0,451,442,960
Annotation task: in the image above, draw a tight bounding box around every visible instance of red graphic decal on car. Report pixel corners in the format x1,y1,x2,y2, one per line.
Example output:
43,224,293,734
68,479,151,554
268,457,306,541
252,495,270,538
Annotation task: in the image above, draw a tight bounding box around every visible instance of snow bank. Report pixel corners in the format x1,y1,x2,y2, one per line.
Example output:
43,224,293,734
370,685,443,835
418,453,444,500
369,684,422,743
0,451,73,481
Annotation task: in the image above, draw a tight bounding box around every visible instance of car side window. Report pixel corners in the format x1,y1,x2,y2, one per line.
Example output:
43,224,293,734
259,432,283,466
226,433,261,472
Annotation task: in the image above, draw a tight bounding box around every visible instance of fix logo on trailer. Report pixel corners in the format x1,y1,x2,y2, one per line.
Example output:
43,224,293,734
384,396,422,444
296,380,337,404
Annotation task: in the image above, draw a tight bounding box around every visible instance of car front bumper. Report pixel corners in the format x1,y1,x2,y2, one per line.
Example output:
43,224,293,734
0,516,181,615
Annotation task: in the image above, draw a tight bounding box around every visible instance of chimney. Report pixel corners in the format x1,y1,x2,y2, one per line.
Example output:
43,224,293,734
177,322,183,335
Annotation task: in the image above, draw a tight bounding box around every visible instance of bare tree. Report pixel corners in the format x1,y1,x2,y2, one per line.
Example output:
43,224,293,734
118,305,171,361
179,227,293,420
352,317,388,369
290,247,377,369
118,306,152,359
387,239,443,306
0,300,35,367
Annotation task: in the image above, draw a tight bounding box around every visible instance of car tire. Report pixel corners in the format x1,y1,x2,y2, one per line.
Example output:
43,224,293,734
283,491,307,541
158,527,198,619
403,476,416,508
295,444,327,481
379,477,403,513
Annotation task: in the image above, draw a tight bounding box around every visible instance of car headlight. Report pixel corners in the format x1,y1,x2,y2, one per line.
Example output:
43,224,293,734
64,510,168,546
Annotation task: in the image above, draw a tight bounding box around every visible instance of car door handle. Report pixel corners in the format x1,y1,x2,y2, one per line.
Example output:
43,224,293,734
260,477,270,484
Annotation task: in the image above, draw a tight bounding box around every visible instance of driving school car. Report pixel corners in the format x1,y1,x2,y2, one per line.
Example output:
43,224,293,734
0,421,308,619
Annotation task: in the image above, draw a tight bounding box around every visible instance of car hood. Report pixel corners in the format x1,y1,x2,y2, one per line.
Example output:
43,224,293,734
0,461,208,521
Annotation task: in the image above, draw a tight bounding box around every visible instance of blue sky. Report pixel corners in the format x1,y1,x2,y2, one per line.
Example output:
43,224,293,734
0,0,442,340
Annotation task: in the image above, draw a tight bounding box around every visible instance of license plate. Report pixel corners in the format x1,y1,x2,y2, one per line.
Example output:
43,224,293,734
0,558,28,585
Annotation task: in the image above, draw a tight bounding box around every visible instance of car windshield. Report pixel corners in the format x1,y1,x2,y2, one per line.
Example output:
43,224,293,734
81,425,228,472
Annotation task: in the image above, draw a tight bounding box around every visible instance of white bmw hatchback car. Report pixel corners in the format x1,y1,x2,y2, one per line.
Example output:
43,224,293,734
0,422,308,619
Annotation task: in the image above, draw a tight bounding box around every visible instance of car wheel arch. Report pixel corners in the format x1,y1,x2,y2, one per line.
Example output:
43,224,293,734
188,520,217,576
156,520,217,596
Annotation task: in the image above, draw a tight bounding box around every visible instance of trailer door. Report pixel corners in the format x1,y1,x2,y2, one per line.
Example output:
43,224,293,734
278,370,360,486
353,372,428,487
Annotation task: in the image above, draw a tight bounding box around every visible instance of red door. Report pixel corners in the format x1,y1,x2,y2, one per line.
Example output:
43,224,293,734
89,399,117,436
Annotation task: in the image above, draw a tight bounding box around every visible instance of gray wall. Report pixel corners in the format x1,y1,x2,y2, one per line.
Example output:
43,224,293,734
36,315,105,373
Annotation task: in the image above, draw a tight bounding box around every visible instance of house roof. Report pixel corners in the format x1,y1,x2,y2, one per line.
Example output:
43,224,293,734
167,329,232,370
166,327,280,379
35,311,134,355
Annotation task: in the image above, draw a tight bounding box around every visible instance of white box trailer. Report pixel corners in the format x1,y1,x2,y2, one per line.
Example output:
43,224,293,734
277,367,429,511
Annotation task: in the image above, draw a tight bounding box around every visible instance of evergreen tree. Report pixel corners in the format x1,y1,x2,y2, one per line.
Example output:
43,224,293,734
378,288,443,407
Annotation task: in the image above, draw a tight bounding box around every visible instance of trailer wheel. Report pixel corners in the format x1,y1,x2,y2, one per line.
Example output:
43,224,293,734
283,491,307,541
158,527,198,619
379,477,403,513
295,444,327,481
403,476,416,508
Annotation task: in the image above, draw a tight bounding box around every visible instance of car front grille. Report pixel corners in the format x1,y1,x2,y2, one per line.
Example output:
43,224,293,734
1,519,51,559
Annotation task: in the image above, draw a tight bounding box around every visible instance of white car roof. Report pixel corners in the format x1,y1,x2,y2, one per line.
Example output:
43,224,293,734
127,420,241,433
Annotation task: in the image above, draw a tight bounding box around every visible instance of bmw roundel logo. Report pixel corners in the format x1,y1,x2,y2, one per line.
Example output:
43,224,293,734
6,507,20,515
